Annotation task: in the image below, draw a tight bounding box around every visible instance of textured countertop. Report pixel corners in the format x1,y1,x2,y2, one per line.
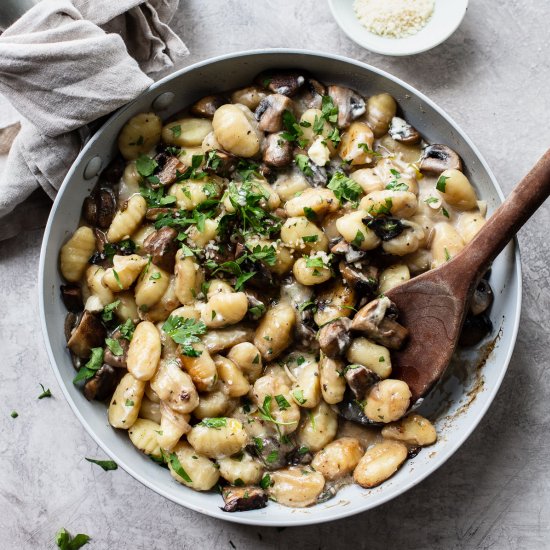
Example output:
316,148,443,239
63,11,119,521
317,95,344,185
2,1,550,548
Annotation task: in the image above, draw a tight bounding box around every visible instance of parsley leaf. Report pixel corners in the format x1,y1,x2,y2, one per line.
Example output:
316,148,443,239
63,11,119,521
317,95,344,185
280,110,305,145
198,418,227,429
424,196,439,205
119,319,135,341
351,230,365,248
170,124,182,138
101,300,120,322
85,458,118,471
260,473,272,489
167,451,192,483
327,172,362,204
257,396,298,433
321,95,338,124
295,154,313,177
140,185,177,208
162,316,207,357
38,384,52,399
105,338,123,357
292,389,307,405
136,155,158,178
55,528,90,550
305,255,329,269
73,348,104,384
436,175,449,192
275,394,291,410
303,206,317,221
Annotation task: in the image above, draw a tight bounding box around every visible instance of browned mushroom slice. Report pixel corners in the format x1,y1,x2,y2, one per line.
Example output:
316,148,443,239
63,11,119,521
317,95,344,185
143,226,179,272
419,144,463,174
145,207,177,221
103,329,129,369
262,132,293,167
60,284,83,313
67,310,106,358
255,94,294,133
295,321,320,354
388,117,421,144
190,94,228,119
339,260,378,293
351,297,409,350
330,240,367,263
222,486,267,512
470,278,493,316
327,85,366,128
157,156,185,186
82,187,117,229
301,78,326,110
247,435,295,470
84,364,123,401
257,71,306,96
344,364,380,400
318,317,352,358
99,156,125,185
459,312,493,347
205,149,238,177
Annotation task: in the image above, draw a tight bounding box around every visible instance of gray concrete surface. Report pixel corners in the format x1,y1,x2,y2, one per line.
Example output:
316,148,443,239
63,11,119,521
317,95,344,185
2,0,550,548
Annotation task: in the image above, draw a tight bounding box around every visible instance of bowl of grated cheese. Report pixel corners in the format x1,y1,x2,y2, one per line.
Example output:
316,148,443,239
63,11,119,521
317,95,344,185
328,0,469,56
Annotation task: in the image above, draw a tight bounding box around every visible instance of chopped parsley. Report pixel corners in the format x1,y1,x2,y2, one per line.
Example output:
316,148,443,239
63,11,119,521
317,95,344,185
260,473,272,490
105,338,124,357
73,347,104,384
135,154,158,178
444,247,451,261
162,316,207,357
280,110,307,147
275,394,291,411
101,300,120,322
38,384,52,399
424,196,439,205
442,207,450,218
305,255,330,269
358,142,382,157
198,418,227,429
351,230,365,248
303,206,317,221
368,197,393,216
125,399,134,407
321,95,338,124
295,154,313,177
170,124,182,138
167,452,192,483
386,169,409,192
119,319,135,341
266,450,279,464
85,458,118,471
327,172,362,205
55,528,90,550
302,235,318,243
139,185,177,208
257,396,298,433
436,175,449,192
292,389,307,405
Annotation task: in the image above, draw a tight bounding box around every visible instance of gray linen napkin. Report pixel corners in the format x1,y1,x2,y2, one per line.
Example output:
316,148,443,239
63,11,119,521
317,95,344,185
0,0,188,241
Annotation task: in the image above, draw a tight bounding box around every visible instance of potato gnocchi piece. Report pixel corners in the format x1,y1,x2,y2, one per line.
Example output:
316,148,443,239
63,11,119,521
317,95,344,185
162,118,213,147
280,217,329,253
180,343,217,392
353,440,408,488
60,226,96,283
193,385,237,420
366,93,397,138
86,265,115,308
284,187,340,218
218,453,263,486
363,379,412,423
227,342,263,383
346,338,391,379
139,396,161,423
313,280,356,327
201,292,249,328
291,362,321,409
118,112,162,160
381,413,437,446
127,321,161,381
108,373,146,429
338,121,375,165
158,402,191,450
212,104,262,157
268,466,325,507
149,358,199,414
107,194,147,243
254,302,296,361
311,437,364,481
103,254,148,291
214,355,250,397
128,418,162,458
319,353,346,404
297,401,338,452
168,441,220,491
187,417,248,459
335,210,380,251
134,264,170,310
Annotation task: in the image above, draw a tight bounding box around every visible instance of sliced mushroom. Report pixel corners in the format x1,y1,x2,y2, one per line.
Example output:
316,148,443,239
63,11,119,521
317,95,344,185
351,297,409,350
295,321,321,354
327,85,366,128
145,207,177,221
205,149,238,178
337,392,379,426
344,364,380,401
246,293,266,321
222,486,267,512
287,446,313,465
60,284,83,313
190,94,228,119
247,435,295,470
143,226,179,272
262,132,293,167
65,312,78,342
318,317,352,358
470,279,493,316
301,159,328,187
67,310,106,358
459,312,493,347
82,187,117,229
365,217,405,241
255,94,294,133
330,240,367,263
338,261,378,293
388,117,421,144
419,144,463,175
103,329,129,369
156,155,185,187
257,71,306,97
83,364,123,401
299,78,326,110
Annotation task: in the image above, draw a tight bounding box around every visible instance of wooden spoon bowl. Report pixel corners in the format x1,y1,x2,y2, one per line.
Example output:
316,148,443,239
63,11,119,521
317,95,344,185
387,149,550,403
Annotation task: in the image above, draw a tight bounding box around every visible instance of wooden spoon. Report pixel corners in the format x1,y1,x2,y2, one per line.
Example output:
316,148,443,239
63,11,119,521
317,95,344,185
386,149,550,403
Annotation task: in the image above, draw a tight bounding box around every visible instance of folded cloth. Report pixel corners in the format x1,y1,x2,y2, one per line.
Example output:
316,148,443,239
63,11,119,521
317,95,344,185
0,0,188,241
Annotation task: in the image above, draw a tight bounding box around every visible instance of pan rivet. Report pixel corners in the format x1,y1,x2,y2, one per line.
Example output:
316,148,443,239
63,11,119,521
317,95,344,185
153,92,175,111
83,156,102,180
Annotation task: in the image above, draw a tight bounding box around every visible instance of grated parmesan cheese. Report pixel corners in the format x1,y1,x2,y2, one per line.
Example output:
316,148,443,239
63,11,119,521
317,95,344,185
353,0,435,39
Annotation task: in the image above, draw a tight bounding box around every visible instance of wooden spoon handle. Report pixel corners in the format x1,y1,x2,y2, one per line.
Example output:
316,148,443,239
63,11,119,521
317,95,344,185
456,149,550,280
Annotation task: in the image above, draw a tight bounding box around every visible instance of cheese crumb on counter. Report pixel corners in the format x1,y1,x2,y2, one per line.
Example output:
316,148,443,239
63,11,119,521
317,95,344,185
353,0,435,39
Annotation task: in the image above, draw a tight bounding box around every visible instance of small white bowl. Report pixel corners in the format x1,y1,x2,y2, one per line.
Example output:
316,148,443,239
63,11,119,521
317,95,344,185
328,0,469,56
